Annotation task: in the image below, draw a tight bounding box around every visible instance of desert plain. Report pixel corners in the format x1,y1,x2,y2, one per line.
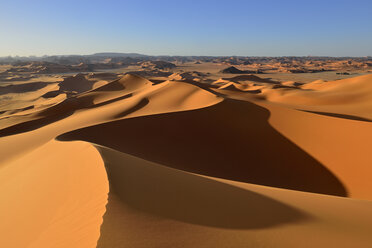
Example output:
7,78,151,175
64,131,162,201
1,54,372,247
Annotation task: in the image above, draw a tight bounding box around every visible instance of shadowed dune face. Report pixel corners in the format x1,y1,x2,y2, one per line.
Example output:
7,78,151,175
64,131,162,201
0,93,144,138
0,82,50,95
0,74,153,137
301,110,372,122
59,99,347,197
92,74,150,93
0,96,88,137
59,74,95,93
94,147,308,243
223,75,278,84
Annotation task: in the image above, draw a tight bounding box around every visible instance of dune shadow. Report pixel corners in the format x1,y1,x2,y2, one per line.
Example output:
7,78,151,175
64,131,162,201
301,110,372,122
0,109,74,137
0,81,49,95
59,74,96,93
0,96,83,137
185,81,227,97
41,90,61,98
0,75,35,82
223,75,278,84
92,79,125,92
59,99,347,197
0,92,137,137
95,147,308,247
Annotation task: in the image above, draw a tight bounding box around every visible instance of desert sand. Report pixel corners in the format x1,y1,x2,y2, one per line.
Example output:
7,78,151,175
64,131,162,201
1,59,372,247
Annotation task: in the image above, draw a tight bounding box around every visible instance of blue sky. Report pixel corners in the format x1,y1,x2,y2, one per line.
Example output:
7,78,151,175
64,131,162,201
0,0,371,56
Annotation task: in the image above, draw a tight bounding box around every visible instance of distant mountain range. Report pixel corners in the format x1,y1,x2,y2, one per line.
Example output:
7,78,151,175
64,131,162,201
90,52,148,58
0,53,371,67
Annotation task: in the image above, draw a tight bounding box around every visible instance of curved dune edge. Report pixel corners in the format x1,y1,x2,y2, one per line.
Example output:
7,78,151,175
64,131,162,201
58,98,347,197
209,74,372,199
214,74,372,199
258,101,372,200
94,145,372,248
262,74,372,121
0,140,108,248
212,74,372,121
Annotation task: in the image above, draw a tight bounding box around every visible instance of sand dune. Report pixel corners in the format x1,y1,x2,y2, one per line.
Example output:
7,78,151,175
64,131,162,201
0,140,108,248
260,101,372,199
59,98,346,196
263,74,372,120
1,71,372,247
94,148,372,248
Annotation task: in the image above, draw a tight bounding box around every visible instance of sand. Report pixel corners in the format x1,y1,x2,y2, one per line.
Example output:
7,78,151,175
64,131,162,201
1,66,372,247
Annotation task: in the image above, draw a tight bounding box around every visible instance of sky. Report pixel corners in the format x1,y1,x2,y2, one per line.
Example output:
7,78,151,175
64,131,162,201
0,0,371,57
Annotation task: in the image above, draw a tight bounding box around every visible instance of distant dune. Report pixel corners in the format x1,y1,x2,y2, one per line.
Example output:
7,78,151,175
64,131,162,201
220,66,262,74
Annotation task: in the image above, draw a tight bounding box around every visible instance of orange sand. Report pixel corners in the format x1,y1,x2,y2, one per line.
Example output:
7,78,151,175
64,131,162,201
1,71,372,247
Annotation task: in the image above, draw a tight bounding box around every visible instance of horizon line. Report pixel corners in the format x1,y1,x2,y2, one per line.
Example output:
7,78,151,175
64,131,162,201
1,53,372,58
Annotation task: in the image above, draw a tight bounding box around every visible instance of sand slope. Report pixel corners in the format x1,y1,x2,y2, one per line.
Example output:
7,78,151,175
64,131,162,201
264,74,372,120
0,140,108,248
